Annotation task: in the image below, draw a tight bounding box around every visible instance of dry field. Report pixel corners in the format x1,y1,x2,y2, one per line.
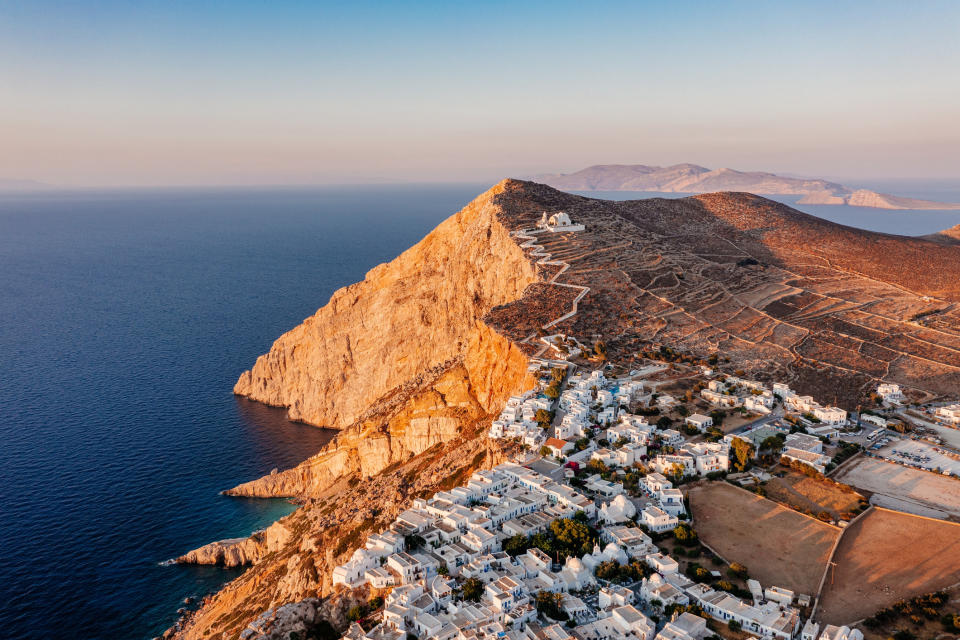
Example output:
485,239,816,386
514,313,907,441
835,456,960,520
764,467,864,520
688,481,839,594
818,508,960,625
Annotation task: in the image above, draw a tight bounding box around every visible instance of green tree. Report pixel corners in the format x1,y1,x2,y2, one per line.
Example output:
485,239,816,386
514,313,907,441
529,532,554,555
347,605,367,622
535,591,568,620
760,436,784,453
404,534,425,551
730,437,755,472
462,577,484,602
544,384,560,400
673,522,698,544
503,534,529,556
728,562,749,579
549,517,592,557
535,409,552,427
540,445,553,458
728,620,742,632
667,462,686,483
575,437,590,451
368,596,384,610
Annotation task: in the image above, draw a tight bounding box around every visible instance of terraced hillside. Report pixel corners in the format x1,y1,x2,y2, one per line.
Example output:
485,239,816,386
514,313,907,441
486,181,960,405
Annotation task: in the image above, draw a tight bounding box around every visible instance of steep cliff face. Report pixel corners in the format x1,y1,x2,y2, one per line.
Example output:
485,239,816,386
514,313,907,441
233,180,538,430
226,321,532,500
169,181,544,640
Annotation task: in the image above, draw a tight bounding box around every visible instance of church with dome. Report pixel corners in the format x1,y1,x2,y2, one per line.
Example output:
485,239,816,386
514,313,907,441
537,210,585,232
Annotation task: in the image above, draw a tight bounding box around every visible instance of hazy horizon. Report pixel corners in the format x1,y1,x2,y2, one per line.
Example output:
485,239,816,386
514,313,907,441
2,1,959,187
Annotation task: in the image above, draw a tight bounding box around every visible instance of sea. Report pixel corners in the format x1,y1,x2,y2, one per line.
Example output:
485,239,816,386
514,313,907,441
1,180,958,640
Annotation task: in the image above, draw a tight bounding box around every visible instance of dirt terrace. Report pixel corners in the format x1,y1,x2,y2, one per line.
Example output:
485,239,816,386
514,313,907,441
486,180,960,407
817,508,960,625
688,481,839,595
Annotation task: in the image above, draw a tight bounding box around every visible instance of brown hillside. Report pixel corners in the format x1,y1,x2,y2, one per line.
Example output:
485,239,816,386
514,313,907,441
486,181,960,404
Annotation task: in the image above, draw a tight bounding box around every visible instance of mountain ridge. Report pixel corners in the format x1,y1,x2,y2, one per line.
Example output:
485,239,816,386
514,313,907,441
535,164,960,210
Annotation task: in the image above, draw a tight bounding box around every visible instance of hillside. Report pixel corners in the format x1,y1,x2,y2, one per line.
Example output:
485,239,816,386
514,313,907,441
487,182,960,403
536,163,960,210
169,180,960,639
925,223,960,245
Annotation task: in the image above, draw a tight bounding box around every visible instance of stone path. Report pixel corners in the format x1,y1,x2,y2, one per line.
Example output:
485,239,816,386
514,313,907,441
513,228,591,357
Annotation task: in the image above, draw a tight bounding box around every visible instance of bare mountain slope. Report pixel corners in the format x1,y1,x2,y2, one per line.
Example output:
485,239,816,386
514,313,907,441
486,182,960,403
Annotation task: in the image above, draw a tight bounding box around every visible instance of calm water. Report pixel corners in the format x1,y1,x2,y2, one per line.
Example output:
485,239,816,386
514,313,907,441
0,181,956,640
0,185,484,640
578,179,960,235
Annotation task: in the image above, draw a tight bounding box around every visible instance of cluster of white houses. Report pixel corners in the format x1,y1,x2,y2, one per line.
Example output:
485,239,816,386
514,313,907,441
333,459,849,640
772,384,847,431
700,377,775,415
331,366,899,638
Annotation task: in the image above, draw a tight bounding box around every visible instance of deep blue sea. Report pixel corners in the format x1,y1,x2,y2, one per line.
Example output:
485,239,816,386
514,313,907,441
1,180,958,640
0,185,484,640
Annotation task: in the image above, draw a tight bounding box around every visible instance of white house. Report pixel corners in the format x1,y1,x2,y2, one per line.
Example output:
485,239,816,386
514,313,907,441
655,612,707,640
641,505,678,533
818,625,865,640
646,552,680,574
639,473,672,495
544,437,574,458
657,487,686,516
333,547,378,587
685,414,713,432
876,383,904,404
936,404,960,425
640,573,690,609
813,406,847,426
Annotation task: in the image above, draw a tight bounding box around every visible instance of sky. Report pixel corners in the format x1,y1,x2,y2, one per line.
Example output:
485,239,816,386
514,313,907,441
1,0,958,187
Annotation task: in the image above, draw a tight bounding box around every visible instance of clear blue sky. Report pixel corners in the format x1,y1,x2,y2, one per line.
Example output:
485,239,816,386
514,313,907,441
1,1,958,186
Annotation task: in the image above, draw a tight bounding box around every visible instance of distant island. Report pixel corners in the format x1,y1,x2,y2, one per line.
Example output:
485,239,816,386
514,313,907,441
535,163,960,210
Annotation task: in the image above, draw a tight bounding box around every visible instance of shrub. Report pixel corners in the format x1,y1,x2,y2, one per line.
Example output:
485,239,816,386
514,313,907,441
347,605,367,622
728,562,749,579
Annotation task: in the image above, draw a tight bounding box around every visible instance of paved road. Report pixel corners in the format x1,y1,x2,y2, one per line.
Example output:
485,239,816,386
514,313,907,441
727,408,784,435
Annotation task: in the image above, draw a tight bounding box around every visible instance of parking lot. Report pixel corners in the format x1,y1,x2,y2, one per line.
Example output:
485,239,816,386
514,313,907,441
872,438,960,476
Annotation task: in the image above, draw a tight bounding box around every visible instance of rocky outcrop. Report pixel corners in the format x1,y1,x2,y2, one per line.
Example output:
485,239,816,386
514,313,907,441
924,223,960,246
226,321,532,500
233,180,538,430
175,520,292,567
844,188,960,210
173,435,516,640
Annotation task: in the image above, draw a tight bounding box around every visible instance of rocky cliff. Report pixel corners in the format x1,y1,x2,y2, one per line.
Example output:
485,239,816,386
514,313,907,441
233,180,538,430
168,180,549,640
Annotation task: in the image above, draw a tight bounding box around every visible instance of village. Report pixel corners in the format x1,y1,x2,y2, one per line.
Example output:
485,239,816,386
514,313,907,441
325,212,960,640
329,346,960,640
